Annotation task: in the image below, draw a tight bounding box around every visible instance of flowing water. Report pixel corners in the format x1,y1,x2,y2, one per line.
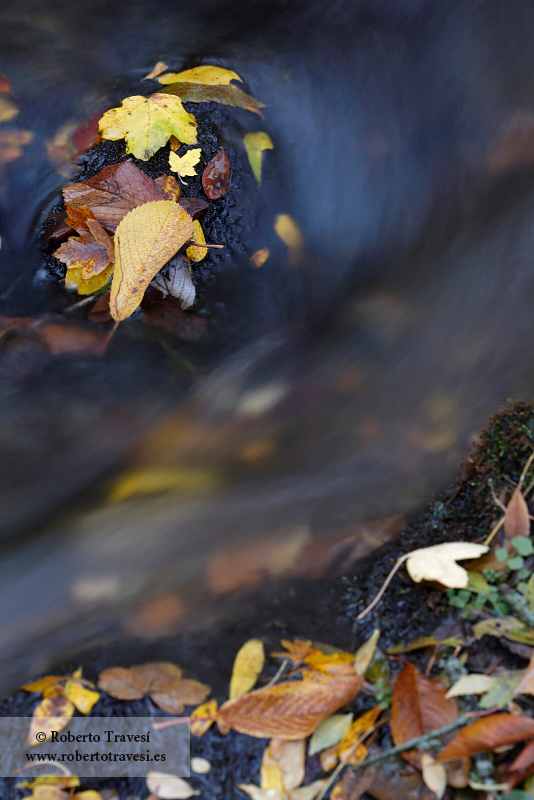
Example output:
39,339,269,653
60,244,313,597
2,0,534,691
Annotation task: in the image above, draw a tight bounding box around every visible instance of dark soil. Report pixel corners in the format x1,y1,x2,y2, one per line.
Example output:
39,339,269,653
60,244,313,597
2,400,533,799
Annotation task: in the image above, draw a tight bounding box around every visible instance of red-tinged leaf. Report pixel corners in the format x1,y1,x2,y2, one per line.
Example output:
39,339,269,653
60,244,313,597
504,487,530,543
506,738,534,789
391,662,458,768
72,108,110,152
179,196,209,219
202,149,230,200
63,162,166,232
56,207,114,279
154,174,181,202
436,713,534,763
0,74,11,93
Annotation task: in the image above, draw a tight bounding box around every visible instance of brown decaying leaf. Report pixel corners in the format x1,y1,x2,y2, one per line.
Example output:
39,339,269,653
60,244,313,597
514,650,534,697
55,207,114,279
110,200,194,322
155,173,181,202
63,161,166,232
202,149,230,200
436,713,534,763
0,74,11,93
179,196,209,219
98,662,210,714
506,737,534,788
504,486,530,543
0,95,18,122
218,661,362,740
261,739,306,792
391,662,458,768
272,639,314,666
88,291,112,323
142,296,208,342
337,706,382,765
160,82,265,114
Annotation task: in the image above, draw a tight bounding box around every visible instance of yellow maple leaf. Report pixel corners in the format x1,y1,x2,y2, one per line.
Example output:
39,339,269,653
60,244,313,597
169,147,202,179
99,94,197,160
244,132,274,183
110,200,194,321
158,65,242,86
229,639,265,699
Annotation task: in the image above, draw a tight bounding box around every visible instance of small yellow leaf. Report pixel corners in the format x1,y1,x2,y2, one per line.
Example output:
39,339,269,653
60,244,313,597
406,542,489,588
146,772,200,799
169,148,201,179
108,467,217,503
191,699,218,737
230,639,265,698
74,792,104,800
244,132,274,183
65,263,113,296
27,696,75,745
274,214,304,252
143,61,169,81
158,66,242,86
250,248,270,268
99,94,197,160
186,220,207,262
110,200,194,321
21,676,64,693
354,629,380,676
64,680,99,714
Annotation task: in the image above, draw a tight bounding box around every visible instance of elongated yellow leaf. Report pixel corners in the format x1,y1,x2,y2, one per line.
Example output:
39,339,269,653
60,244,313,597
169,148,201,179
110,201,193,321
186,220,207,262
244,132,274,183
99,94,197,160
230,639,265,698
158,66,242,86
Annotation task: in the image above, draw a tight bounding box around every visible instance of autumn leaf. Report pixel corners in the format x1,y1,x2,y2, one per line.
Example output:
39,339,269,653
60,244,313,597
202,149,230,199
98,661,210,714
179,196,209,219
27,695,75,745
354,629,380,676
514,651,534,697
406,542,489,588
261,739,306,791
65,263,113,296
218,660,362,739
63,162,166,232
146,772,200,799
308,713,353,756
151,255,196,308
99,94,197,160
191,699,218,736
436,713,534,762
186,220,207,262
143,61,169,81
55,207,114,280
271,640,314,666
244,132,274,183
421,753,447,800
158,65,243,86
274,214,304,260
229,639,265,698
505,487,531,543
337,706,382,765
250,248,270,268
391,662,458,768
110,200,194,321
22,670,99,744
64,679,100,714
0,95,18,123
169,148,202,180
160,82,264,114
445,674,498,698
155,173,181,202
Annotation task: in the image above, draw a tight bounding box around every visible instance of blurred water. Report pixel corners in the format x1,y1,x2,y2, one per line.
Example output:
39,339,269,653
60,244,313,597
1,0,534,690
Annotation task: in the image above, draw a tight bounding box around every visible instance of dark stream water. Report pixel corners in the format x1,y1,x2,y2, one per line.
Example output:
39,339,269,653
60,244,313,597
1,0,534,692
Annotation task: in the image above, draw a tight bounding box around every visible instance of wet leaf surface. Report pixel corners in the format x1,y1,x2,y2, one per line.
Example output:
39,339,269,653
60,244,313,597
202,148,230,199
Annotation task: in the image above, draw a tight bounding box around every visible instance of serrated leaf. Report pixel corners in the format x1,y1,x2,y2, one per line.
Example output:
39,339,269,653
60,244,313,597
229,639,265,699
99,94,197,160
169,148,201,179
406,542,489,588
160,82,264,114
110,200,193,321
158,66,242,86
309,713,353,756
244,131,274,183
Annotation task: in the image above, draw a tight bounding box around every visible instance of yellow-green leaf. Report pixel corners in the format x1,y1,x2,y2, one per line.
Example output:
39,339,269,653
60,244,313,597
169,147,202,179
308,713,353,756
110,200,193,321
99,94,197,160
161,83,264,115
158,65,242,86
243,132,273,183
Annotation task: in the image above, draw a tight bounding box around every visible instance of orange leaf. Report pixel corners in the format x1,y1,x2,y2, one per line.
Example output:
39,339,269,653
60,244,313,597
337,706,382,764
271,640,314,666
218,669,362,740
436,713,534,762
504,487,530,543
56,207,114,279
21,676,64,693
391,662,458,768
98,666,147,700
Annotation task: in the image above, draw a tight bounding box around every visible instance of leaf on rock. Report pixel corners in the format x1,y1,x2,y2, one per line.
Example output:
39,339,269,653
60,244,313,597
55,208,114,280
99,94,197,160
27,695,75,745
169,148,202,180
146,772,200,799
202,149,230,200
191,699,218,736
158,66,243,86
63,162,166,232
97,666,148,700
110,200,194,321
229,639,265,699
143,61,169,81
99,661,210,714
391,662,458,768
505,487,531,543
21,676,65,693
445,674,498,698
151,255,196,309
161,82,264,114
218,662,362,740
244,132,273,183
186,220,207,262
155,173,181,202
64,680,100,714
406,542,489,588
437,713,534,762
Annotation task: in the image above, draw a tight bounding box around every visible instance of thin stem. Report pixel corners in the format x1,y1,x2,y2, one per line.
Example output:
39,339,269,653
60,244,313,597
64,295,97,313
152,717,191,730
264,659,289,689
189,242,225,249
356,553,410,620
484,516,504,547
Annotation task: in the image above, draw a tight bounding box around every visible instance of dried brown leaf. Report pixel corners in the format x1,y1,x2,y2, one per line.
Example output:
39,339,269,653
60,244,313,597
505,487,531,543
436,713,534,762
202,149,230,199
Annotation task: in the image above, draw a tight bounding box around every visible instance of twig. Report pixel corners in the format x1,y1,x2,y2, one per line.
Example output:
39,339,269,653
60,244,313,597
264,659,289,689
64,295,97,313
356,553,410,620
349,707,499,775
152,717,191,730
484,516,504,547
519,449,534,489
188,242,225,249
